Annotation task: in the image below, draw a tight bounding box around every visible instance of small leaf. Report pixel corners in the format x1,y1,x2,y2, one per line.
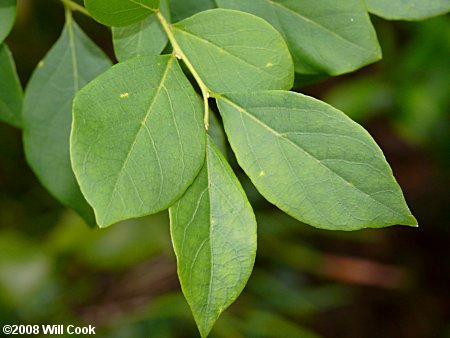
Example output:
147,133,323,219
217,91,417,230
22,19,111,226
169,0,216,22
84,0,160,26
0,43,22,128
71,55,205,227
112,0,170,61
0,0,16,43
217,0,382,75
172,9,294,92
366,0,450,20
170,136,257,337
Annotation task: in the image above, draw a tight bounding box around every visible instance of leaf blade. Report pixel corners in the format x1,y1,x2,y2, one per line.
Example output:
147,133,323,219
71,55,206,227
22,20,111,226
169,0,216,22
217,91,417,230
172,9,294,93
0,43,22,128
217,0,382,75
170,136,257,337
112,0,170,61
85,0,160,26
0,0,16,43
366,0,450,20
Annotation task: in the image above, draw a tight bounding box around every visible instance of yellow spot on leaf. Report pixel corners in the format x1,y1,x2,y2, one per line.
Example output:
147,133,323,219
265,62,273,67
259,171,265,177
120,92,129,99
37,61,44,68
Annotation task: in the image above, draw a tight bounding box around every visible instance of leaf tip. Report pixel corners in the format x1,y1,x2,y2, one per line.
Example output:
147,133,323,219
408,219,419,228
188,303,221,338
401,213,419,228
197,318,215,338
96,219,109,229
93,209,113,229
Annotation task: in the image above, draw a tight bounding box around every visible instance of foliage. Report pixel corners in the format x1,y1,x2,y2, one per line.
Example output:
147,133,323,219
365,0,450,20
0,44,21,128
216,0,382,76
0,0,448,336
22,14,111,226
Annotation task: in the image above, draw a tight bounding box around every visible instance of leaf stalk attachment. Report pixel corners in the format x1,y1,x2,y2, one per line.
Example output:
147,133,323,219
61,0,91,17
157,11,211,129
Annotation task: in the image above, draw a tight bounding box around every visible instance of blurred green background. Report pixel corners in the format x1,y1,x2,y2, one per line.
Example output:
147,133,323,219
1,1,449,337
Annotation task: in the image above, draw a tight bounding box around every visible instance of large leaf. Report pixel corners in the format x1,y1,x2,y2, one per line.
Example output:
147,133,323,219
217,0,382,76
71,55,205,227
169,0,216,22
366,0,450,20
112,0,170,62
0,43,22,128
172,9,294,93
0,0,15,43
84,0,160,26
22,19,111,226
170,136,256,337
216,91,417,230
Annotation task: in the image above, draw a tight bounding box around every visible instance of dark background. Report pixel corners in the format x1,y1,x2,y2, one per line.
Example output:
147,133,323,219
1,0,449,337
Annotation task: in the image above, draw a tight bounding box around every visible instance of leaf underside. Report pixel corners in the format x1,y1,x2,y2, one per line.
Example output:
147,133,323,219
170,136,257,337
173,9,294,92
71,55,205,227
169,0,216,22
22,20,111,226
0,43,22,128
0,0,16,43
217,91,417,230
366,0,450,20
84,0,160,26
112,0,170,62
216,0,382,75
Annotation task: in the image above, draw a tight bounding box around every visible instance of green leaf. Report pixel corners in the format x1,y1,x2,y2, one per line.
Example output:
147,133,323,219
216,91,417,230
112,0,170,62
366,0,450,20
207,110,227,156
84,0,160,26
216,0,382,75
170,136,256,337
172,9,294,92
169,0,216,22
22,19,111,226
0,0,16,43
0,44,22,128
71,55,206,227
